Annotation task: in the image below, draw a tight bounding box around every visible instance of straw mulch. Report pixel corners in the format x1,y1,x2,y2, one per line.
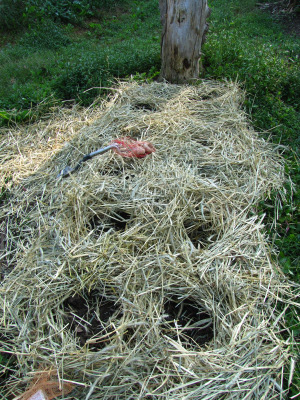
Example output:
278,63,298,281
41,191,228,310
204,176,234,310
0,81,297,399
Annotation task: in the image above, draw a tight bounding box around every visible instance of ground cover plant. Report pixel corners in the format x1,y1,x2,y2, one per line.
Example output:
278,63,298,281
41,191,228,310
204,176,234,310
0,0,299,397
0,0,161,114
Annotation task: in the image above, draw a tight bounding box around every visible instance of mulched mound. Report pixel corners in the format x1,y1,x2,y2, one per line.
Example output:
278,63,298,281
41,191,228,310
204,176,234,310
0,80,296,399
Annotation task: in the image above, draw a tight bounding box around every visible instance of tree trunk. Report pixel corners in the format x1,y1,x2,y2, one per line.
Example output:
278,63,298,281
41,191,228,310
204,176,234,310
159,0,210,84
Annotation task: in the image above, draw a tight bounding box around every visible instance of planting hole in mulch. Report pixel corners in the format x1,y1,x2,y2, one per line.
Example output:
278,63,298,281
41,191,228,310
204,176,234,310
200,92,219,101
63,291,121,348
125,173,136,180
184,220,217,248
100,168,122,176
87,210,131,234
162,297,214,348
132,102,157,112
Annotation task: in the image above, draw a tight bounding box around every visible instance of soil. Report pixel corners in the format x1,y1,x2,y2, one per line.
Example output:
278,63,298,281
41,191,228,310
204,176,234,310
87,210,131,235
162,297,214,348
63,291,121,349
63,292,214,350
184,221,217,248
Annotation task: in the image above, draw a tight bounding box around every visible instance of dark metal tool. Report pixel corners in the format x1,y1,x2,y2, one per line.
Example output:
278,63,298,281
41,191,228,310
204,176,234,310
57,143,119,178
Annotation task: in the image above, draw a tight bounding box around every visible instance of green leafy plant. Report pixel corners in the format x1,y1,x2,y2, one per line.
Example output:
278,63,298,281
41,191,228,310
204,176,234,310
20,20,71,50
0,0,25,31
88,22,104,37
23,0,93,25
53,40,160,104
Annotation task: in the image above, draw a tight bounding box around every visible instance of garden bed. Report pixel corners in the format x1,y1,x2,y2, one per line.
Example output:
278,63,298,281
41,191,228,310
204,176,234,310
0,80,296,399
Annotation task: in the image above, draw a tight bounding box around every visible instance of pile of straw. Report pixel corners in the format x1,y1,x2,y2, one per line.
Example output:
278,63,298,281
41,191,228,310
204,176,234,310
0,81,296,399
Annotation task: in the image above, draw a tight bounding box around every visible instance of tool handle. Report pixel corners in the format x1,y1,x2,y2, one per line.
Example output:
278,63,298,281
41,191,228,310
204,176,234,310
57,143,120,178
88,144,119,159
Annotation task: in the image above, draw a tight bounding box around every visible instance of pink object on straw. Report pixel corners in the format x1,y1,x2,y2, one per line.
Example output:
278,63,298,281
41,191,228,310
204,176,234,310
111,137,155,158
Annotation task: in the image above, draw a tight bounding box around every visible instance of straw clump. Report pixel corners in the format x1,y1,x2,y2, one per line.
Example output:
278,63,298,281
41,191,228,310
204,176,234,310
0,80,296,399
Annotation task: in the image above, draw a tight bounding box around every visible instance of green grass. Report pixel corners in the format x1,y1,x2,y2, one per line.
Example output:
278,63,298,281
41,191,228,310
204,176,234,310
0,0,161,115
0,0,299,396
203,0,299,150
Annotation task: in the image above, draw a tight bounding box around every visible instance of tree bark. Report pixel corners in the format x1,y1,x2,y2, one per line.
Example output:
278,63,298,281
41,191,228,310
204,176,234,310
159,0,210,84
